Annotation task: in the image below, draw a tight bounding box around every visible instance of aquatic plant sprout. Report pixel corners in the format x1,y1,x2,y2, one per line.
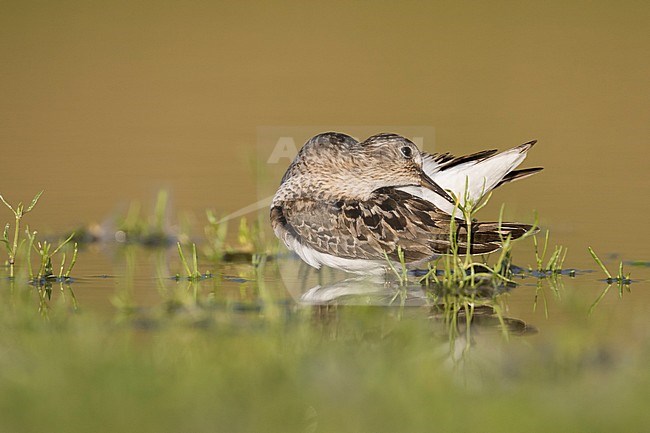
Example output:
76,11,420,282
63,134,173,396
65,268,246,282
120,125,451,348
0,190,43,278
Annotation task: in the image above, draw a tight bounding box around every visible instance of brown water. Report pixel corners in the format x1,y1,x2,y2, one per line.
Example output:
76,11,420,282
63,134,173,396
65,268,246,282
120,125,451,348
2,2,650,332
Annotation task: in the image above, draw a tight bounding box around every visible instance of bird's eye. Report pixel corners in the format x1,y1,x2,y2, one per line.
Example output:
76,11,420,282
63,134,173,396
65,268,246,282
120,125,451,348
400,146,413,158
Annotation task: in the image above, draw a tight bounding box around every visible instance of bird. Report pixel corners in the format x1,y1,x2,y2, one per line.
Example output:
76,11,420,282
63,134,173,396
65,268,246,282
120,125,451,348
270,132,542,275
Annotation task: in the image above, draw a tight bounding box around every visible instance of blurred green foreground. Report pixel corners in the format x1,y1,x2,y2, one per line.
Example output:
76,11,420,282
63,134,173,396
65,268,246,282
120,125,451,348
1,271,649,433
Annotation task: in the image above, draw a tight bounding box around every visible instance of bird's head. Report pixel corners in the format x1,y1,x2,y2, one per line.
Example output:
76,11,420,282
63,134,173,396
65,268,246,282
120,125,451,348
274,132,453,203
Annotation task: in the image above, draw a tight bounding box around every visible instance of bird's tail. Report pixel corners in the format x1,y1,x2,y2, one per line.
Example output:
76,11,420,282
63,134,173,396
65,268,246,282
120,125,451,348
431,220,536,255
402,140,542,216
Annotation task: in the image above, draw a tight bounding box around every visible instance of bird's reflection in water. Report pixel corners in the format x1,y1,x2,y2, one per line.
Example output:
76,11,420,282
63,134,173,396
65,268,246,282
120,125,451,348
277,257,537,364
294,272,536,348
300,275,427,306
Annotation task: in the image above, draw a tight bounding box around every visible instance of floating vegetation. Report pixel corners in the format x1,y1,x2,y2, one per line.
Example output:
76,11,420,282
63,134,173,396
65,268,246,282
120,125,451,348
531,229,568,276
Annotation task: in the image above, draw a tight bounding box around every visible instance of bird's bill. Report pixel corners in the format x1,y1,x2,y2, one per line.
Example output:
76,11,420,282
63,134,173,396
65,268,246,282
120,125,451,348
420,172,455,204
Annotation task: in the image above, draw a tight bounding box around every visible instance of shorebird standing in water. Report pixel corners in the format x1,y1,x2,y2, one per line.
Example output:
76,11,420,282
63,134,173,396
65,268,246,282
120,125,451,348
270,132,542,275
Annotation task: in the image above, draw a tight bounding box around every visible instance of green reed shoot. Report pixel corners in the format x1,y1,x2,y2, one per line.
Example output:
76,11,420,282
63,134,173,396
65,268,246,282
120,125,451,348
252,252,265,269
26,229,76,282
59,242,79,279
421,261,440,286
152,189,168,234
533,229,548,271
25,228,36,278
587,247,631,315
396,245,408,283
451,179,492,287
419,187,466,290
419,178,517,291
238,217,268,257
204,210,228,260
493,233,514,280
587,246,630,284
204,214,270,264
418,205,487,289
116,189,174,245
0,190,43,278
177,242,204,281
532,230,567,274
383,245,408,285
461,190,493,286
383,249,402,283
588,246,611,279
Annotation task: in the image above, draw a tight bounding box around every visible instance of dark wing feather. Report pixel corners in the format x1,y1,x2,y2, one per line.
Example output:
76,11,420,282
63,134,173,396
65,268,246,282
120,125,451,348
438,149,498,170
426,152,457,165
494,167,544,188
273,189,532,262
422,149,498,173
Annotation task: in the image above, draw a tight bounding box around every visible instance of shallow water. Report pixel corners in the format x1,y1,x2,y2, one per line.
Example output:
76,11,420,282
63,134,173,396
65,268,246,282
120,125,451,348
24,242,650,335
2,1,650,431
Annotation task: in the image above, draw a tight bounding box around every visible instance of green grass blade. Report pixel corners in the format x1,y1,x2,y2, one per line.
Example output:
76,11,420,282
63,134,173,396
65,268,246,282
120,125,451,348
64,243,78,278
587,246,612,279
383,250,402,282
177,242,192,278
58,253,66,279
26,190,44,213
192,243,199,278
0,193,16,214
50,232,75,257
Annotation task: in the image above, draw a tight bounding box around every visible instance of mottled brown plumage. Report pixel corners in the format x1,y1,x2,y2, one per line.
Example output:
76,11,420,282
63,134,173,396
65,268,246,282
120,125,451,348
271,132,541,274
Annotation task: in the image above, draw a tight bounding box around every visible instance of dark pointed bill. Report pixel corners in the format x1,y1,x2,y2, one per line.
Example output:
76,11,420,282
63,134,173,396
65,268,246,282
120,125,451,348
420,172,455,204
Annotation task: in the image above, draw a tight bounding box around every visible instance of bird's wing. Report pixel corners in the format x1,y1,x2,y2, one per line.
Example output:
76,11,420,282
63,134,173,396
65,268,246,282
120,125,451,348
406,141,540,215
272,189,515,263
